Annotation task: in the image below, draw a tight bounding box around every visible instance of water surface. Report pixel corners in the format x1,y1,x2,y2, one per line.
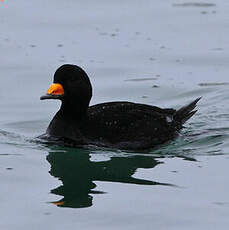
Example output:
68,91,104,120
0,0,229,229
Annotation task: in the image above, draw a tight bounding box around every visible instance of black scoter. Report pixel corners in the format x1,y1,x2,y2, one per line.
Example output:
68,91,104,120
39,64,201,150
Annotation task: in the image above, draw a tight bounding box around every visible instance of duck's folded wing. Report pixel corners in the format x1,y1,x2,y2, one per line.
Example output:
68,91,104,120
86,102,177,143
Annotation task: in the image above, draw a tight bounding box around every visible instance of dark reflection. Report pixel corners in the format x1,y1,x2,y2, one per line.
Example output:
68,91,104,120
47,147,173,209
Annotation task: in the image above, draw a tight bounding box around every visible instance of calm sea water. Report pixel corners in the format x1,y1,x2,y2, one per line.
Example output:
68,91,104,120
1,0,229,229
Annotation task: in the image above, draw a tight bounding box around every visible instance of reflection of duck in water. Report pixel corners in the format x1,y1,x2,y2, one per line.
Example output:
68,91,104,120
47,147,173,208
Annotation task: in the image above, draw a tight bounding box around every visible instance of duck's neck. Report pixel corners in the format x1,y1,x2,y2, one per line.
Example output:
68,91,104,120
46,101,89,138
59,100,89,120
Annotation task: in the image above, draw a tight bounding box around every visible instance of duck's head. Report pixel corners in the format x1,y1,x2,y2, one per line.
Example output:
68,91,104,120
41,64,92,114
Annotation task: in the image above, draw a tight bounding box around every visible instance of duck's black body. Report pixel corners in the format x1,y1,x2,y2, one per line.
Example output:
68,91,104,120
40,64,200,150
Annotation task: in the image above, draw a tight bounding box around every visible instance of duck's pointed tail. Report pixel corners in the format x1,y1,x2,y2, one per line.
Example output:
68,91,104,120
174,97,201,125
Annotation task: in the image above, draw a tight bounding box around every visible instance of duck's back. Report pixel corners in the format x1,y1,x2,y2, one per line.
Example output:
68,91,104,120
82,102,178,149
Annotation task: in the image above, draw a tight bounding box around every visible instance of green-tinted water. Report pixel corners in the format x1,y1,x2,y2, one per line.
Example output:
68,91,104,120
0,0,229,229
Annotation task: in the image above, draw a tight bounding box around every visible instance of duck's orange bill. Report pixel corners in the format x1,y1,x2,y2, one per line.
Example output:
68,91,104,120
47,83,64,95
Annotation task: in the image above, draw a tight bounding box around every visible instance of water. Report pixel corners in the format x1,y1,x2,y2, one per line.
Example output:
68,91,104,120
1,0,229,229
